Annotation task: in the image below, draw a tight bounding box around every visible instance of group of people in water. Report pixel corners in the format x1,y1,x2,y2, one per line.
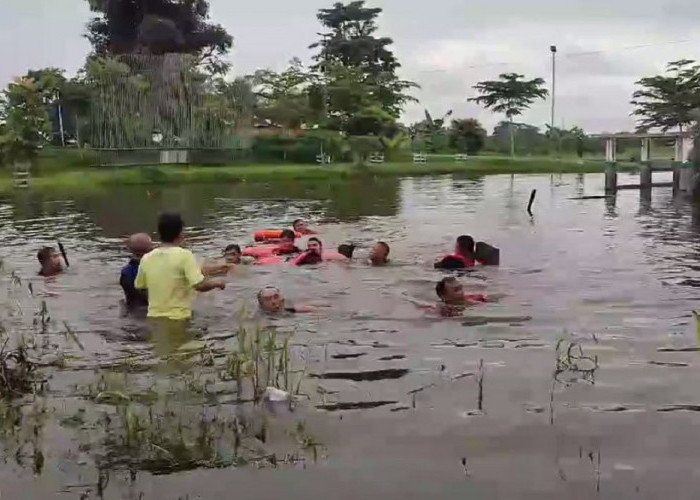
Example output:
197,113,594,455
35,212,501,323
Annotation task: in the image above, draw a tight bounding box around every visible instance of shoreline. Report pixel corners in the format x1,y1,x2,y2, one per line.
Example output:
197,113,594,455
0,157,623,194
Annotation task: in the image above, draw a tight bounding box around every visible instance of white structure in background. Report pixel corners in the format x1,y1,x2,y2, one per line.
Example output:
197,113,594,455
592,132,695,194
413,152,427,164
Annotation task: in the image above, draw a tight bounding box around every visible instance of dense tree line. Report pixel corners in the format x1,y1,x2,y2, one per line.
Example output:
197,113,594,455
2,0,699,167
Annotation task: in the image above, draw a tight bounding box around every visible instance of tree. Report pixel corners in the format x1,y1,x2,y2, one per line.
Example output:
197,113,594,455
449,118,486,154
491,121,547,156
310,1,417,135
252,59,313,130
20,68,91,146
631,59,700,133
469,73,548,156
0,78,52,164
310,1,417,118
85,0,233,74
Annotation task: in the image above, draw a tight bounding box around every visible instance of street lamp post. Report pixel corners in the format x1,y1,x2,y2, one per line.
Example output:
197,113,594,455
550,45,557,132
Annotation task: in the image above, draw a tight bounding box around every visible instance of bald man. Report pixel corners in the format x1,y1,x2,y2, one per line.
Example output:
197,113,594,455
120,233,153,308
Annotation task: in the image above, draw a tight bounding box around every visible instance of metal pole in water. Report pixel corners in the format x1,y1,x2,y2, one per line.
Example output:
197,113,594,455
550,45,557,132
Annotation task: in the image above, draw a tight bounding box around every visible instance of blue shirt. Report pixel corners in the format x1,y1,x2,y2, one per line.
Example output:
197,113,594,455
120,258,148,308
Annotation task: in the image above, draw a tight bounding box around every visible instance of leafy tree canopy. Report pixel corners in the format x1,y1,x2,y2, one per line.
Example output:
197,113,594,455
631,59,700,133
85,0,233,74
470,73,548,155
449,118,486,155
310,1,417,119
470,73,548,120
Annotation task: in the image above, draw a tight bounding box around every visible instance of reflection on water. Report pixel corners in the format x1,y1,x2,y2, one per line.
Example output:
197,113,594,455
2,171,700,498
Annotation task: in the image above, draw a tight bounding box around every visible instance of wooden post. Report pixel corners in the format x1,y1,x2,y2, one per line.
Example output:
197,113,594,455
673,164,681,193
640,162,652,189
605,162,617,193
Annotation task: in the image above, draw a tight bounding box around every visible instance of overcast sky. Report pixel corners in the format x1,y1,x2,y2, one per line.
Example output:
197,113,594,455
2,0,699,133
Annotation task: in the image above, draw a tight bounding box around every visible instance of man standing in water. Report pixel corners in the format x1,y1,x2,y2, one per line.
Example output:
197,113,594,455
135,212,226,321
120,233,153,309
37,246,64,277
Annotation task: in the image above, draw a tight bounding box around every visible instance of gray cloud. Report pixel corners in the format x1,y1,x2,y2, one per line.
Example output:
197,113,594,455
2,0,699,133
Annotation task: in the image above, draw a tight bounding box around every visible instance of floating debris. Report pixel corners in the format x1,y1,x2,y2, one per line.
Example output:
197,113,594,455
648,360,689,367
315,401,397,412
331,353,367,360
657,347,700,352
310,369,409,381
657,404,700,412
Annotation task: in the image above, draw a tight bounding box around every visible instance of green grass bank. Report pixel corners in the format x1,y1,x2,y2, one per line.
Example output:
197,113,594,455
0,155,613,194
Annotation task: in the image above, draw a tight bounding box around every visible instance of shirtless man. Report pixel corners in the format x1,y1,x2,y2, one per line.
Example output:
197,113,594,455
37,246,64,278
257,286,317,314
369,241,390,266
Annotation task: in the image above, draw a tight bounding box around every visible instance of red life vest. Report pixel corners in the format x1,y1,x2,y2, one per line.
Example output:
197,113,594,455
435,253,475,269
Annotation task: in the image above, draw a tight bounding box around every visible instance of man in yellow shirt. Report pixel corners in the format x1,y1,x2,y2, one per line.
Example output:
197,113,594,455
135,212,225,321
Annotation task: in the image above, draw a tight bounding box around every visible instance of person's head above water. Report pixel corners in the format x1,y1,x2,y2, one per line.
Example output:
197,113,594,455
293,219,313,234
37,246,63,277
223,244,242,264
337,244,356,259
455,235,475,257
158,212,185,244
307,237,323,255
436,277,465,305
257,286,286,313
127,233,153,261
369,241,390,265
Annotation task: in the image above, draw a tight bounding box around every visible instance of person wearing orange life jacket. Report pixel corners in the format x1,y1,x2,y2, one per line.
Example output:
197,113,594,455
434,235,476,269
244,230,301,261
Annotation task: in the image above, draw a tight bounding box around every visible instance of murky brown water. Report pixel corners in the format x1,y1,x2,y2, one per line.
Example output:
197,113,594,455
1,171,700,499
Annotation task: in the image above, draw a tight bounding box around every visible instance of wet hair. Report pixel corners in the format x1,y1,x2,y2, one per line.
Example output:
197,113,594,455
436,277,457,298
158,212,184,243
280,229,296,240
337,244,356,259
257,286,280,305
377,241,390,257
456,235,475,255
223,244,241,255
292,219,304,229
308,237,322,247
37,246,56,265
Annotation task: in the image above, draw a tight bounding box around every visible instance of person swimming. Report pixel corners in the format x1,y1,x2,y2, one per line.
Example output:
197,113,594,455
292,219,317,235
369,241,390,266
37,246,64,278
275,229,302,255
120,233,153,308
434,235,476,269
436,276,488,305
257,286,316,314
292,237,325,266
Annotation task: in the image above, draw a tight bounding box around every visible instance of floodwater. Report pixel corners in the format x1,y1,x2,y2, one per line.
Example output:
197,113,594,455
1,172,700,498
